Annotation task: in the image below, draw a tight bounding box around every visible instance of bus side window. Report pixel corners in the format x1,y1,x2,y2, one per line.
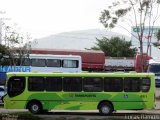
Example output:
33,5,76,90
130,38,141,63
83,77,102,92
45,77,62,91
28,77,44,91
104,77,123,92
46,59,61,67
63,77,82,92
141,78,150,92
124,78,141,92
62,60,79,68
7,77,25,97
31,59,46,67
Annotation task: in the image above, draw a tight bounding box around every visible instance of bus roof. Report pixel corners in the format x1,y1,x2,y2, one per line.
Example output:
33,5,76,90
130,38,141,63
6,72,154,78
29,54,81,58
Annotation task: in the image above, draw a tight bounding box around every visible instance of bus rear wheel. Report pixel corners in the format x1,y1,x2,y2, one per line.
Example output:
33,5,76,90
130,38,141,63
28,101,42,114
99,102,113,115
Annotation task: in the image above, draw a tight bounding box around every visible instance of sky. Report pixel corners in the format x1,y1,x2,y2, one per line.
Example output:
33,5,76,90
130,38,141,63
0,0,115,39
0,0,160,57
0,0,160,47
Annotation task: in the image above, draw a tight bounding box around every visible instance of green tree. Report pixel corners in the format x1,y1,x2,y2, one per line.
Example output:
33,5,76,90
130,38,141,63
0,44,9,65
89,37,137,57
99,0,160,71
0,44,7,58
0,23,31,66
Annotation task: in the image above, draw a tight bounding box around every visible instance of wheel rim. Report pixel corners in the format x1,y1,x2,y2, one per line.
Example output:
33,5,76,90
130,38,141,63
101,105,110,114
32,104,39,112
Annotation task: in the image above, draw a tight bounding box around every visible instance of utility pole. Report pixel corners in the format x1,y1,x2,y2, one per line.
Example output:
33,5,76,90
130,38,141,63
149,44,151,56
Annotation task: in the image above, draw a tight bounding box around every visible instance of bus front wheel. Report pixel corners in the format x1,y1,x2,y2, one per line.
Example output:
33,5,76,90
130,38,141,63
28,101,42,114
99,102,113,115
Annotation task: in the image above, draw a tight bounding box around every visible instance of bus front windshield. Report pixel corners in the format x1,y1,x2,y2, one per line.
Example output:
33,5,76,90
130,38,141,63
148,64,160,73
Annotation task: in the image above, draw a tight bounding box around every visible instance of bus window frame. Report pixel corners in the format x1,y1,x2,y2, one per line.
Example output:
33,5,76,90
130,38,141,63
124,77,142,92
31,59,46,67
83,77,103,92
46,59,61,67
63,77,82,92
62,60,79,68
28,77,45,91
7,76,26,97
45,77,62,91
104,77,123,92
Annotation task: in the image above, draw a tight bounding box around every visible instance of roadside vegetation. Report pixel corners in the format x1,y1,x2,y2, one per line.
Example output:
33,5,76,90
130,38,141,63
88,36,137,57
0,23,32,66
99,0,160,72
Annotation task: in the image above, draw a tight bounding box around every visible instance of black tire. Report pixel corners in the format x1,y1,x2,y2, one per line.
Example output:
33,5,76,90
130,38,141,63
99,102,113,115
28,101,42,114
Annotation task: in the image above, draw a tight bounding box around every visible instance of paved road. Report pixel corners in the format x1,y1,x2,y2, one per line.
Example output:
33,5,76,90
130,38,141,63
1,109,160,120
36,110,160,120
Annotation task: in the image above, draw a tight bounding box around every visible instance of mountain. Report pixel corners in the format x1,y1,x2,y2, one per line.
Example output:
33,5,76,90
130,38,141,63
31,29,130,50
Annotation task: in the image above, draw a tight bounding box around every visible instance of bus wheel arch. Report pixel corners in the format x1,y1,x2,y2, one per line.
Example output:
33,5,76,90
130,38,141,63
97,100,114,115
26,100,43,114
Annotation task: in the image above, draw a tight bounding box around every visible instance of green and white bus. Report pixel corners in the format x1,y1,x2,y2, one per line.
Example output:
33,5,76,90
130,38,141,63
4,72,155,115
